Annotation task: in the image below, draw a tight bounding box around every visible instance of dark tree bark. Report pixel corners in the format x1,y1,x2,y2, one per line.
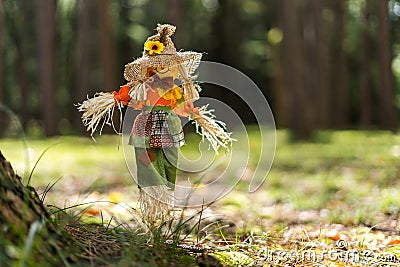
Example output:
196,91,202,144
377,0,397,130
74,0,92,132
35,0,58,136
97,0,118,91
168,0,183,47
0,152,50,233
2,0,31,130
0,3,4,134
270,39,286,127
211,0,243,67
331,0,349,128
16,2,29,129
280,0,311,139
314,0,329,129
303,0,327,129
207,0,248,123
264,0,287,127
0,152,73,265
360,0,372,127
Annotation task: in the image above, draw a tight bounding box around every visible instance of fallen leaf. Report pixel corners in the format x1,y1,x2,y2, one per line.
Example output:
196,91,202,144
84,208,100,216
388,239,400,246
328,234,341,241
108,191,123,203
326,229,341,241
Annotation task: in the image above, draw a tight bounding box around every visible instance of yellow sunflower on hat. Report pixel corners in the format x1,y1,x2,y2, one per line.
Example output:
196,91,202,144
124,23,202,91
144,40,165,55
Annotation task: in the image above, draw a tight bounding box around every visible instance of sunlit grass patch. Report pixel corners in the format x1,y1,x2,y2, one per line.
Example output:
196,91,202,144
1,129,399,223
0,135,130,191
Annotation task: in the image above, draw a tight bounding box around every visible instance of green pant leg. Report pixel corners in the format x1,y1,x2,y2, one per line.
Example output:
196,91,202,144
135,147,167,188
162,148,178,189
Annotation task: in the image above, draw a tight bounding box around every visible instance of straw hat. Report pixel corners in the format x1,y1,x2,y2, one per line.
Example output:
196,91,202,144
124,24,202,82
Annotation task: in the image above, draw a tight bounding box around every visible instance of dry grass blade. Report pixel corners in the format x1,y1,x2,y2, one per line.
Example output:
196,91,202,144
40,175,63,202
65,222,125,264
26,141,61,186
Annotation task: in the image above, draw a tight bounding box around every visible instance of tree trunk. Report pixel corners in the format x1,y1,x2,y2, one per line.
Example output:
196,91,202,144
314,0,329,129
302,0,327,129
0,152,50,233
97,0,117,91
377,0,397,130
0,3,4,135
208,0,246,121
360,0,372,127
168,0,183,47
0,151,72,265
264,0,286,127
74,0,92,133
331,0,349,128
270,41,286,127
280,0,311,139
2,0,31,132
211,0,243,67
16,2,29,129
35,0,57,136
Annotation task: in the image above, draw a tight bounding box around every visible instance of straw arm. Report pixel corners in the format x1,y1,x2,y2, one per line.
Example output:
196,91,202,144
76,92,117,137
188,105,235,154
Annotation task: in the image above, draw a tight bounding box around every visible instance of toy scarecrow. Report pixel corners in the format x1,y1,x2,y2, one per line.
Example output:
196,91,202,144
77,24,233,225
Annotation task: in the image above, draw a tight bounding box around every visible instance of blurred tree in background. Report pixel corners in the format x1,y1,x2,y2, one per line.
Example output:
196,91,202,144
0,0,399,139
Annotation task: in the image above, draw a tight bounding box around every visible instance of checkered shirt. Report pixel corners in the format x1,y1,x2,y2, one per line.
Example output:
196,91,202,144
131,110,184,148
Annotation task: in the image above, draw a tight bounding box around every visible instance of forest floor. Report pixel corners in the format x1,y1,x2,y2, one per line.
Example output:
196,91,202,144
1,129,400,266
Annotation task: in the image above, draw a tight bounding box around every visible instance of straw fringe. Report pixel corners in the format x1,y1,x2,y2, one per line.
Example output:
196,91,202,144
189,105,235,154
178,64,201,102
130,81,148,102
76,92,119,137
138,185,174,226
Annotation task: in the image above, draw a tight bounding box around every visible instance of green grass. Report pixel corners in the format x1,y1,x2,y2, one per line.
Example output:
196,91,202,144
0,135,130,190
1,129,400,266
1,129,400,223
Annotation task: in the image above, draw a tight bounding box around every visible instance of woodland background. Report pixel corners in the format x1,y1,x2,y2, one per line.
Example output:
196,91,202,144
1,1,400,265
0,0,400,139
